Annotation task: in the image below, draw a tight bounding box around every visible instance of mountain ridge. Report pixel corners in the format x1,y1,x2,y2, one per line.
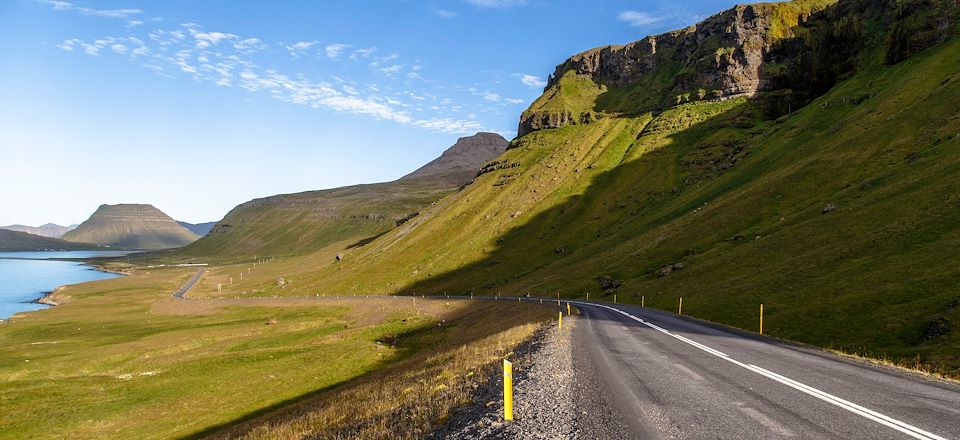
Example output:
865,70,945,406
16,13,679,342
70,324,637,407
169,132,509,258
0,229,100,252
0,223,76,238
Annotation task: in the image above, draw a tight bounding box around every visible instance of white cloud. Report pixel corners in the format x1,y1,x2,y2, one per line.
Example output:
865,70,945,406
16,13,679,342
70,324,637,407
193,31,236,48
379,64,403,74
350,47,377,60
325,43,350,59
55,20,492,134
287,41,318,58
37,0,142,18
520,74,547,88
433,9,458,18
234,38,266,54
466,0,527,8
617,11,664,27
126,20,143,28
483,92,501,102
505,98,525,104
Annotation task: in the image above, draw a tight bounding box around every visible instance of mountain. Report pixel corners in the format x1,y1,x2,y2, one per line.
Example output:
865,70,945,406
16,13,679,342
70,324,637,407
0,229,99,252
269,0,960,372
0,223,76,238
62,204,200,250
173,132,509,258
177,221,217,237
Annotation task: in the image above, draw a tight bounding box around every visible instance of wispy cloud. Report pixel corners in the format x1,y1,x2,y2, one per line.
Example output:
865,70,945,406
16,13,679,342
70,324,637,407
349,47,377,60
617,11,664,27
520,74,547,88
324,43,350,59
36,0,142,18
433,9,458,18
50,9,499,134
286,41,318,58
466,0,527,8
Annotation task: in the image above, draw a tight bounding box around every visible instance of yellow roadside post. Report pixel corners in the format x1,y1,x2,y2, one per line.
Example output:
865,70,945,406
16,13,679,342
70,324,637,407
503,359,514,421
641,295,645,307
679,297,683,315
558,311,563,330
567,303,571,315
557,291,560,306
614,294,617,304
586,292,589,301
760,303,764,335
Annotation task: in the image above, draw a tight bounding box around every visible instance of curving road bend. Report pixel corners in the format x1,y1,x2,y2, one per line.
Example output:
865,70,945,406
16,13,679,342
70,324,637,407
570,301,960,440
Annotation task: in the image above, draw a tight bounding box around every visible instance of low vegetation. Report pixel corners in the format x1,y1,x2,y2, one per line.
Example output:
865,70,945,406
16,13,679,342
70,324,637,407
205,302,548,440
0,267,549,439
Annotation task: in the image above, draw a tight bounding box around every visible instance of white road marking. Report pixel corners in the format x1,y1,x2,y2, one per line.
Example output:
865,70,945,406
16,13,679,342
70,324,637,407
569,301,949,440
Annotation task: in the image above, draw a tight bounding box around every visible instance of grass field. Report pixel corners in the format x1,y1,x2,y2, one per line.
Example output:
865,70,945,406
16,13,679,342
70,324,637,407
0,267,550,439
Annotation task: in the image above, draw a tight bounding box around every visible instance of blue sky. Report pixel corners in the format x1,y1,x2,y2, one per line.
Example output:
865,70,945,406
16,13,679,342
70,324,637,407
0,0,746,226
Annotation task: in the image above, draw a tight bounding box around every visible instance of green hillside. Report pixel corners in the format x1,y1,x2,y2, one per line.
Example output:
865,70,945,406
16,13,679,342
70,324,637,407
0,229,99,252
170,132,508,259
234,0,960,374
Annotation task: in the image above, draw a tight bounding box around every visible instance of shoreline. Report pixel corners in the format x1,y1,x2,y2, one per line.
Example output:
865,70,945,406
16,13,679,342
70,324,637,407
1,259,129,322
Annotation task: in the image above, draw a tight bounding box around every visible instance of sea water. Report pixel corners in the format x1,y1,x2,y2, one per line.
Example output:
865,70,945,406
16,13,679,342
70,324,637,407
0,251,135,319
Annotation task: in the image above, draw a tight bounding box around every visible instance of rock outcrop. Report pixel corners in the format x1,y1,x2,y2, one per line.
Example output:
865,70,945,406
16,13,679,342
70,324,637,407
401,132,510,185
519,0,960,136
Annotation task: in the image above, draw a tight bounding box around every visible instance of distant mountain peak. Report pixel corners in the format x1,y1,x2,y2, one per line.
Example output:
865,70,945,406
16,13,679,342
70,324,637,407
0,223,76,239
62,203,199,250
401,132,509,184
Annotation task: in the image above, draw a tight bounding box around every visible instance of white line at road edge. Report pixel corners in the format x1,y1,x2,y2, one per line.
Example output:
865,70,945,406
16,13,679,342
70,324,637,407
569,301,949,440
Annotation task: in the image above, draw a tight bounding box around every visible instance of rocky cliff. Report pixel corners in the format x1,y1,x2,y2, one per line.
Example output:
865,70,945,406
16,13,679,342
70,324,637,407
62,204,199,250
519,0,959,136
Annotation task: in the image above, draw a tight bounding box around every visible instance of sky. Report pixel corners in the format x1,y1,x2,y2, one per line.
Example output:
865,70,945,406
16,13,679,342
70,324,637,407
0,0,747,226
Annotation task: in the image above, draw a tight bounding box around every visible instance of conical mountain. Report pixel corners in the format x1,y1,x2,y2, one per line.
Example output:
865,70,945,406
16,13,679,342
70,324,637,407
63,204,199,250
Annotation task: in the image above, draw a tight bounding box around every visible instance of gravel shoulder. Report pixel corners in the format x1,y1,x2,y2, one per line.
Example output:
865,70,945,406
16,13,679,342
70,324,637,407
432,312,631,439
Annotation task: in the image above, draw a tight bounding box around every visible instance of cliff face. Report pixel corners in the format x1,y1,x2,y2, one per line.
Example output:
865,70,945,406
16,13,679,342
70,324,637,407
519,0,960,136
62,204,199,250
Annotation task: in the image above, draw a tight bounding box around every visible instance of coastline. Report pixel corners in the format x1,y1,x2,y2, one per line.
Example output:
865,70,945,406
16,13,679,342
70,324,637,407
1,259,129,322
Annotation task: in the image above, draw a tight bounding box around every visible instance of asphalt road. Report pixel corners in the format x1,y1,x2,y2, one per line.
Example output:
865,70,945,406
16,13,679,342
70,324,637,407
569,301,960,440
172,269,204,298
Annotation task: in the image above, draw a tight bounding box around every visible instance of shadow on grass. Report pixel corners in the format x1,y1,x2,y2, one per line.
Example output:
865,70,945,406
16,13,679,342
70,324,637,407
180,300,547,439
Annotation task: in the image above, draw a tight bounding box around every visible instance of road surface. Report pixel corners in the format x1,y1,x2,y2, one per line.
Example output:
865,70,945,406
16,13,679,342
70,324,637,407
569,301,960,440
172,269,204,298
163,289,959,439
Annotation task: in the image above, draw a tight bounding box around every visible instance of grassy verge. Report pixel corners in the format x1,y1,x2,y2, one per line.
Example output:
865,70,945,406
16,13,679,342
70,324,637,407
204,302,550,440
0,268,548,439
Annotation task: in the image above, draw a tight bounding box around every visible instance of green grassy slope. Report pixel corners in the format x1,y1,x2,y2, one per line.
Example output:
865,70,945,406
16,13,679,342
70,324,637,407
254,1,960,374
168,133,508,260
0,229,100,251
171,178,450,259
